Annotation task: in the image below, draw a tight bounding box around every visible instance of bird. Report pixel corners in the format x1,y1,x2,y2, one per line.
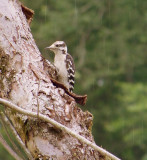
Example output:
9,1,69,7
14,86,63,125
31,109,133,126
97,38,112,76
45,41,75,92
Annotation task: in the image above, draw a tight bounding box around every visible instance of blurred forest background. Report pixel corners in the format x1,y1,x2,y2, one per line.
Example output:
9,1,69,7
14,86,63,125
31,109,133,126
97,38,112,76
0,0,147,160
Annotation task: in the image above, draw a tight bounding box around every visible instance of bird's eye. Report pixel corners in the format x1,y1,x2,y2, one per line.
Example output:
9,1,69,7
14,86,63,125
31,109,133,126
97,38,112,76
56,44,59,47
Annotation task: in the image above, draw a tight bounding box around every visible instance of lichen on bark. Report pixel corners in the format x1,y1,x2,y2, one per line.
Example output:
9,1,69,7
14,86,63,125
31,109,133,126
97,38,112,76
0,0,101,159
0,47,16,98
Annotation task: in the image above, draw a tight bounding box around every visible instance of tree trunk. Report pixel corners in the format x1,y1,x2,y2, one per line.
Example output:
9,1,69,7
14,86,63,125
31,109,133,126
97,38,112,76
0,0,100,159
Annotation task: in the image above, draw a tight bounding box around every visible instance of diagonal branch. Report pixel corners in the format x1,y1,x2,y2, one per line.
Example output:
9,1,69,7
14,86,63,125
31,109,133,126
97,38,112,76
0,111,33,160
0,112,25,160
0,133,23,160
0,98,121,160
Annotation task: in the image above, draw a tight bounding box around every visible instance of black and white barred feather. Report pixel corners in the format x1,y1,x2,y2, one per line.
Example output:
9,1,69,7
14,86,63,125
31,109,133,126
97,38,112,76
65,54,75,92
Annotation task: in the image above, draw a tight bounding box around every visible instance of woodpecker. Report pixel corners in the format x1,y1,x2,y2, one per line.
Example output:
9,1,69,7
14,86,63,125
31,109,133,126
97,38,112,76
46,41,75,92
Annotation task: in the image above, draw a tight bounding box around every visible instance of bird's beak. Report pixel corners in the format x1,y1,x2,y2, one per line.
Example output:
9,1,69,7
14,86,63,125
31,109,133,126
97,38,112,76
45,46,52,50
45,44,56,51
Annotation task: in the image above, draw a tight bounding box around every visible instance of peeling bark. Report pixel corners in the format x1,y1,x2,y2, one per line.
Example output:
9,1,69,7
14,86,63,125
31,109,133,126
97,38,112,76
21,4,34,25
0,0,101,159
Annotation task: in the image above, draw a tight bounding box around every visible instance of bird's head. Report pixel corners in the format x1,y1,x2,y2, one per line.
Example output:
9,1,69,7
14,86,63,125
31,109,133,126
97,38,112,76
46,41,67,54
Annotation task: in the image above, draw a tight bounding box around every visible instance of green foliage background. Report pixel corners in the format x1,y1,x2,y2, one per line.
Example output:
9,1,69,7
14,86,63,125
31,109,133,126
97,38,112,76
1,0,147,159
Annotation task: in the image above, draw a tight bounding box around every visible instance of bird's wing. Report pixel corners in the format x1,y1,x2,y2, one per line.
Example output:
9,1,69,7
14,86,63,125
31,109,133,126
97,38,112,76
66,53,75,92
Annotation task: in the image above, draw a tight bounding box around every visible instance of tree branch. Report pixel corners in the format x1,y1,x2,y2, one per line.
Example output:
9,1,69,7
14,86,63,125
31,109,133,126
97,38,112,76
0,133,23,160
0,111,33,160
0,98,121,160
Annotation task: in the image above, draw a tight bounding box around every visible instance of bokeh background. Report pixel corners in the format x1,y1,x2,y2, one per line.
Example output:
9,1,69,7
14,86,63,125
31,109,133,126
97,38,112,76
0,0,147,159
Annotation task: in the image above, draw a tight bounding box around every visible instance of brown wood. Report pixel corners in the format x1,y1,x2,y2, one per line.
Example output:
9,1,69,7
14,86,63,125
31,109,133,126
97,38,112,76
0,1,101,159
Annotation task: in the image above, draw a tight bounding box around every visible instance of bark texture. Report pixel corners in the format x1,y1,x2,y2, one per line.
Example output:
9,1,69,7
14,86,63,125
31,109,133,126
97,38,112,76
0,0,101,159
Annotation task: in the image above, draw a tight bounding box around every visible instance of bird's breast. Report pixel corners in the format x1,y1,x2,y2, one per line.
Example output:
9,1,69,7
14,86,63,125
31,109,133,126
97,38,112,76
54,54,68,87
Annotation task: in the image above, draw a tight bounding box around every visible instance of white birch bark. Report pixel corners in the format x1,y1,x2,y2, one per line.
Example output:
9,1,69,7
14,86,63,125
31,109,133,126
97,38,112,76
0,0,101,159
